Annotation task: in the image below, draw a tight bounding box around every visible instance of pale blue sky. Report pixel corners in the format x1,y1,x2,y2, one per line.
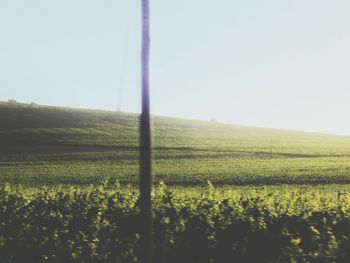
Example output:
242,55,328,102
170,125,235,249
1,1,350,135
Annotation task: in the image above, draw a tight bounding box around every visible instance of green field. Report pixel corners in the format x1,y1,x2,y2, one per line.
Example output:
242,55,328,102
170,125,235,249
3,101,350,262
2,101,350,187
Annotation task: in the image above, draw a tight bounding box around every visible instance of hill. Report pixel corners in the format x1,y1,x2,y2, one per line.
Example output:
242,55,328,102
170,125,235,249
1,101,350,186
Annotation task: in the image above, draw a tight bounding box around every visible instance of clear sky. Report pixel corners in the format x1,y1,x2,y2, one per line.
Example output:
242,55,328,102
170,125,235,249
1,0,350,135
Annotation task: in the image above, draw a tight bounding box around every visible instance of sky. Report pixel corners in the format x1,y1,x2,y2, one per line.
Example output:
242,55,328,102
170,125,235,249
1,0,350,135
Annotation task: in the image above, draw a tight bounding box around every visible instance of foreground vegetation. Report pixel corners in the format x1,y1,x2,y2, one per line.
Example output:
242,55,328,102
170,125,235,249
2,183,350,263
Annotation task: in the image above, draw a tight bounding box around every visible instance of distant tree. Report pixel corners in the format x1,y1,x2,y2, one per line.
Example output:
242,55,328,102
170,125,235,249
30,102,37,105
211,117,217,123
8,99,17,103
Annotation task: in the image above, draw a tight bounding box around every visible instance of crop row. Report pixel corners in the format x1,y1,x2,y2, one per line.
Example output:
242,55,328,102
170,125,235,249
1,184,350,262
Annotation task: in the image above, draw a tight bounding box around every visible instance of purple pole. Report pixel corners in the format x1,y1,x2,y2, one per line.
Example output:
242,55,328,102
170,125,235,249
140,0,153,262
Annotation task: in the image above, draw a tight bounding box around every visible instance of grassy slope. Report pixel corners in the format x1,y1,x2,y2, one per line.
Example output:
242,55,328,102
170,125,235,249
1,101,350,186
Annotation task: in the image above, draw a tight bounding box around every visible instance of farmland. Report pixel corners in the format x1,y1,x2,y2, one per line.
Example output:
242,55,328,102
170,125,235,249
2,101,350,262
2,101,350,186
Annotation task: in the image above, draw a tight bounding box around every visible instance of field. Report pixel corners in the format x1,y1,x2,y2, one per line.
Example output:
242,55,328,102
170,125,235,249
2,101,350,262
2,101,350,186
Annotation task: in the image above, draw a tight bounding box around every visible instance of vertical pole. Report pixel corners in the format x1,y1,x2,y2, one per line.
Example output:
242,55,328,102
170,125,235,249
140,0,153,262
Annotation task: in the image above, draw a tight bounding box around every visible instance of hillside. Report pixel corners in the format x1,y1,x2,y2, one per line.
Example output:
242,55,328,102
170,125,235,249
1,101,350,186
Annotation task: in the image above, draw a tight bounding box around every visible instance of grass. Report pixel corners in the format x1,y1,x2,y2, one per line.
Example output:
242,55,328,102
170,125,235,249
2,101,350,186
